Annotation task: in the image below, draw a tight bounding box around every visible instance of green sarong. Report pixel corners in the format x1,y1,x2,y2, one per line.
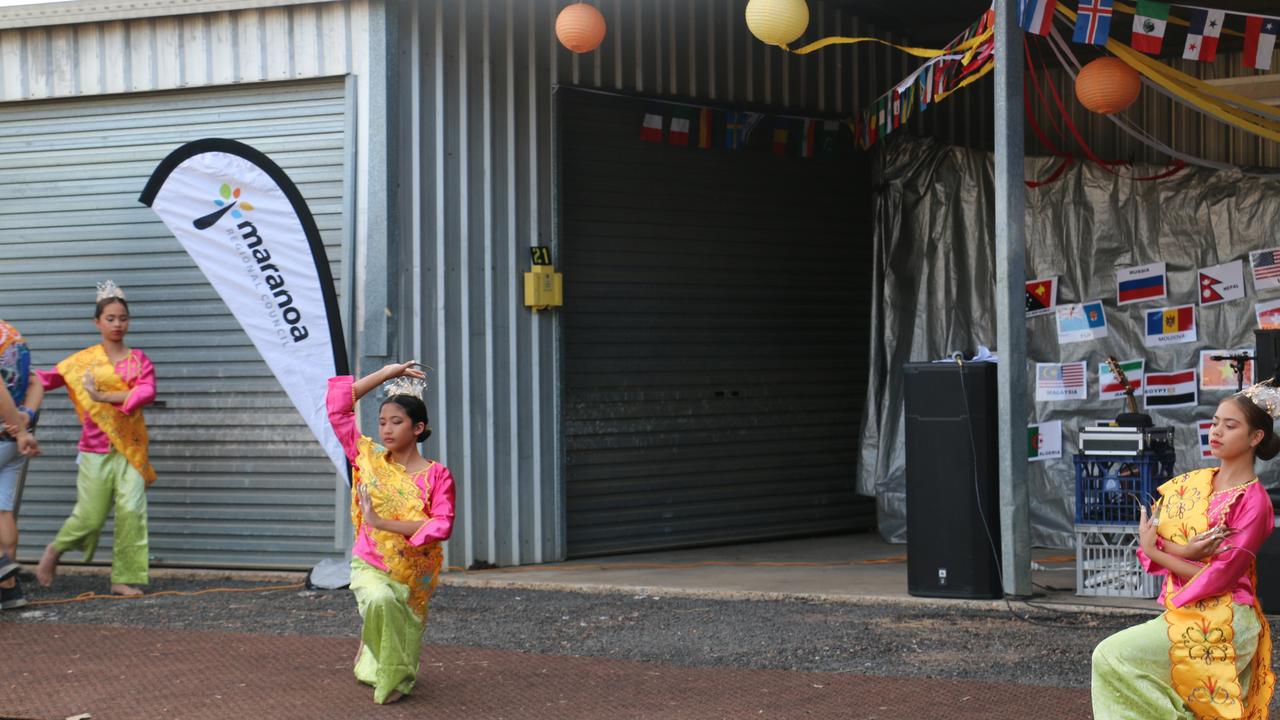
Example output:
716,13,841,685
350,556,427,704
1092,604,1260,719
51,450,149,585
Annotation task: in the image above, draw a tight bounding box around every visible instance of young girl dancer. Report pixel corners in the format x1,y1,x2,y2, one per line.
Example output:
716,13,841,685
1092,385,1278,718
326,360,456,704
35,281,157,596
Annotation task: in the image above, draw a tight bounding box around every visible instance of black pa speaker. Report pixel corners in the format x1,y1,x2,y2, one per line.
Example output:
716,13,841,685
902,361,1003,599
1255,330,1280,384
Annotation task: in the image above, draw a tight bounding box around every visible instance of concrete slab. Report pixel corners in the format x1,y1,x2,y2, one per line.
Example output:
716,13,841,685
442,533,1161,614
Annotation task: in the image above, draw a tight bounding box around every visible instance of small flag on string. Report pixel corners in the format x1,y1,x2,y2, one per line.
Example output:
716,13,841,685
1249,247,1280,291
1020,0,1055,36
697,107,715,149
1198,260,1245,306
1099,358,1144,400
1182,8,1224,62
1144,368,1197,409
772,120,790,156
1143,305,1196,347
800,119,817,159
723,112,746,149
1036,362,1088,401
1025,276,1058,317
1244,15,1278,70
819,120,839,157
640,111,664,142
668,107,694,146
1028,420,1063,462
1073,0,1114,45
879,98,892,137
1198,420,1214,459
1131,0,1170,55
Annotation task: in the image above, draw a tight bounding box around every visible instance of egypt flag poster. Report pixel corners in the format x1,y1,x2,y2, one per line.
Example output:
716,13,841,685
1197,260,1245,306
1098,358,1143,400
1144,305,1196,347
1198,420,1214,460
1116,262,1166,305
1144,369,1197,410
1026,276,1058,317
1258,298,1280,329
1028,420,1063,462
1200,350,1253,390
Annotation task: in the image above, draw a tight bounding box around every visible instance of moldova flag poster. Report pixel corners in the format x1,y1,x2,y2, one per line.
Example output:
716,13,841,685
1116,262,1166,305
1144,304,1196,347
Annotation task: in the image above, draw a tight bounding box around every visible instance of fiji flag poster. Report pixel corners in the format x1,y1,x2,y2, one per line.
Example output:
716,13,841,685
1144,305,1196,347
1056,301,1108,344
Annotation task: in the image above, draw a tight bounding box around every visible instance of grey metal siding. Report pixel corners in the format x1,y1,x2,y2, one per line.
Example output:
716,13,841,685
1,78,349,569
559,89,874,557
404,0,914,566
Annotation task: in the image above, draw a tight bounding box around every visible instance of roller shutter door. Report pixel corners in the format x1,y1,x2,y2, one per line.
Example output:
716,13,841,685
0,79,348,569
561,89,875,557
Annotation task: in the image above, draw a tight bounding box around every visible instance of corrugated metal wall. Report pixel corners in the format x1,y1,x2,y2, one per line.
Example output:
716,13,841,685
0,2,356,101
0,78,350,568
403,0,920,567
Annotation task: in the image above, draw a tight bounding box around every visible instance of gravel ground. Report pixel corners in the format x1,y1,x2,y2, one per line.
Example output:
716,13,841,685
0,569,1170,690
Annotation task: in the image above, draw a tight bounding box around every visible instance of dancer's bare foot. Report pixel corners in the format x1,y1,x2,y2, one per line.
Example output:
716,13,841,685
35,544,60,588
382,691,404,704
110,583,144,596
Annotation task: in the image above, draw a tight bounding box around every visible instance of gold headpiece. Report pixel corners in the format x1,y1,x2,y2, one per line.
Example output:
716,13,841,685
1239,380,1280,420
96,279,126,302
383,375,428,401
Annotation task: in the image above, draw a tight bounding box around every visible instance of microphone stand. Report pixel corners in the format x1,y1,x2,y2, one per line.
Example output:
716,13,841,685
1210,353,1253,393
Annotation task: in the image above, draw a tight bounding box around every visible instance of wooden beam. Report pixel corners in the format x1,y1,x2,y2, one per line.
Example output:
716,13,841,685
1205,73,1280,105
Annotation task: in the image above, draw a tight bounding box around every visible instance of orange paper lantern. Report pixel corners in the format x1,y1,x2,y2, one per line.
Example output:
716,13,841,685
1074,57,1141,115
556,3,606,54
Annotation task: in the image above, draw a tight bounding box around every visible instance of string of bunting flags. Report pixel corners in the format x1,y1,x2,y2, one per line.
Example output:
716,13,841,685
1021,0,1277,69
637,101,853,159
1024,246,1280,465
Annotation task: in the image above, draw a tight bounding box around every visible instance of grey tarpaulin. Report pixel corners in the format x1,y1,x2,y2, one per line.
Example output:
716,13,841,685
859,135,1280,548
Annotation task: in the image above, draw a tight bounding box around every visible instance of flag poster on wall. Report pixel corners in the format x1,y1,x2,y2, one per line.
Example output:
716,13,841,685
140,139,350,477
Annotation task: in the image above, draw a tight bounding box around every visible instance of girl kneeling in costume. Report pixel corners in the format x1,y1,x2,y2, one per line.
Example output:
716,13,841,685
1092,383,1278,718
35,281,157,597
326,361,455,704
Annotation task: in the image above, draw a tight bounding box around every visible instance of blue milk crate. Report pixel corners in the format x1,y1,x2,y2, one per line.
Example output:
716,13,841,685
1074,450,1177,525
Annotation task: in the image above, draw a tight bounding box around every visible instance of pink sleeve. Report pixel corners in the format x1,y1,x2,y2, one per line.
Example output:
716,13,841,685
409,464,456,546
1137,539,1170,576
36,367,65,391
326,376,361,463
1170,485,1274,608
118,352,156,415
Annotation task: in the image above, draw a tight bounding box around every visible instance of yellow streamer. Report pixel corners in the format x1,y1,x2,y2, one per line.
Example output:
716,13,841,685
784,28,990,58
1055,3,1280,143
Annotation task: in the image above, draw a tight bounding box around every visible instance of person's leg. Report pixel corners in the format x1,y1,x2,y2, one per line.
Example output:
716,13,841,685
1092,613,1196,720
0,440,24,592
37,453,113,587
107,453,148,594
349,557,424,704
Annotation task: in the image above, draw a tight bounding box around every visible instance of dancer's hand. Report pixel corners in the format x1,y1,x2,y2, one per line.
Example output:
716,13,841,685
358,483,382,530
1138,505,1159,553
83,371,104,402
381,361,425,381
1183,526,1235,560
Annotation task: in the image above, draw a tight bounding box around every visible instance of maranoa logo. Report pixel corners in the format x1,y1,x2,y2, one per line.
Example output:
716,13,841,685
193,181,309,344
193,183,254,230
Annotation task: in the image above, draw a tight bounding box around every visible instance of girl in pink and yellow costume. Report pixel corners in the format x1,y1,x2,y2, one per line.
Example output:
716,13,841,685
326,360,456,704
